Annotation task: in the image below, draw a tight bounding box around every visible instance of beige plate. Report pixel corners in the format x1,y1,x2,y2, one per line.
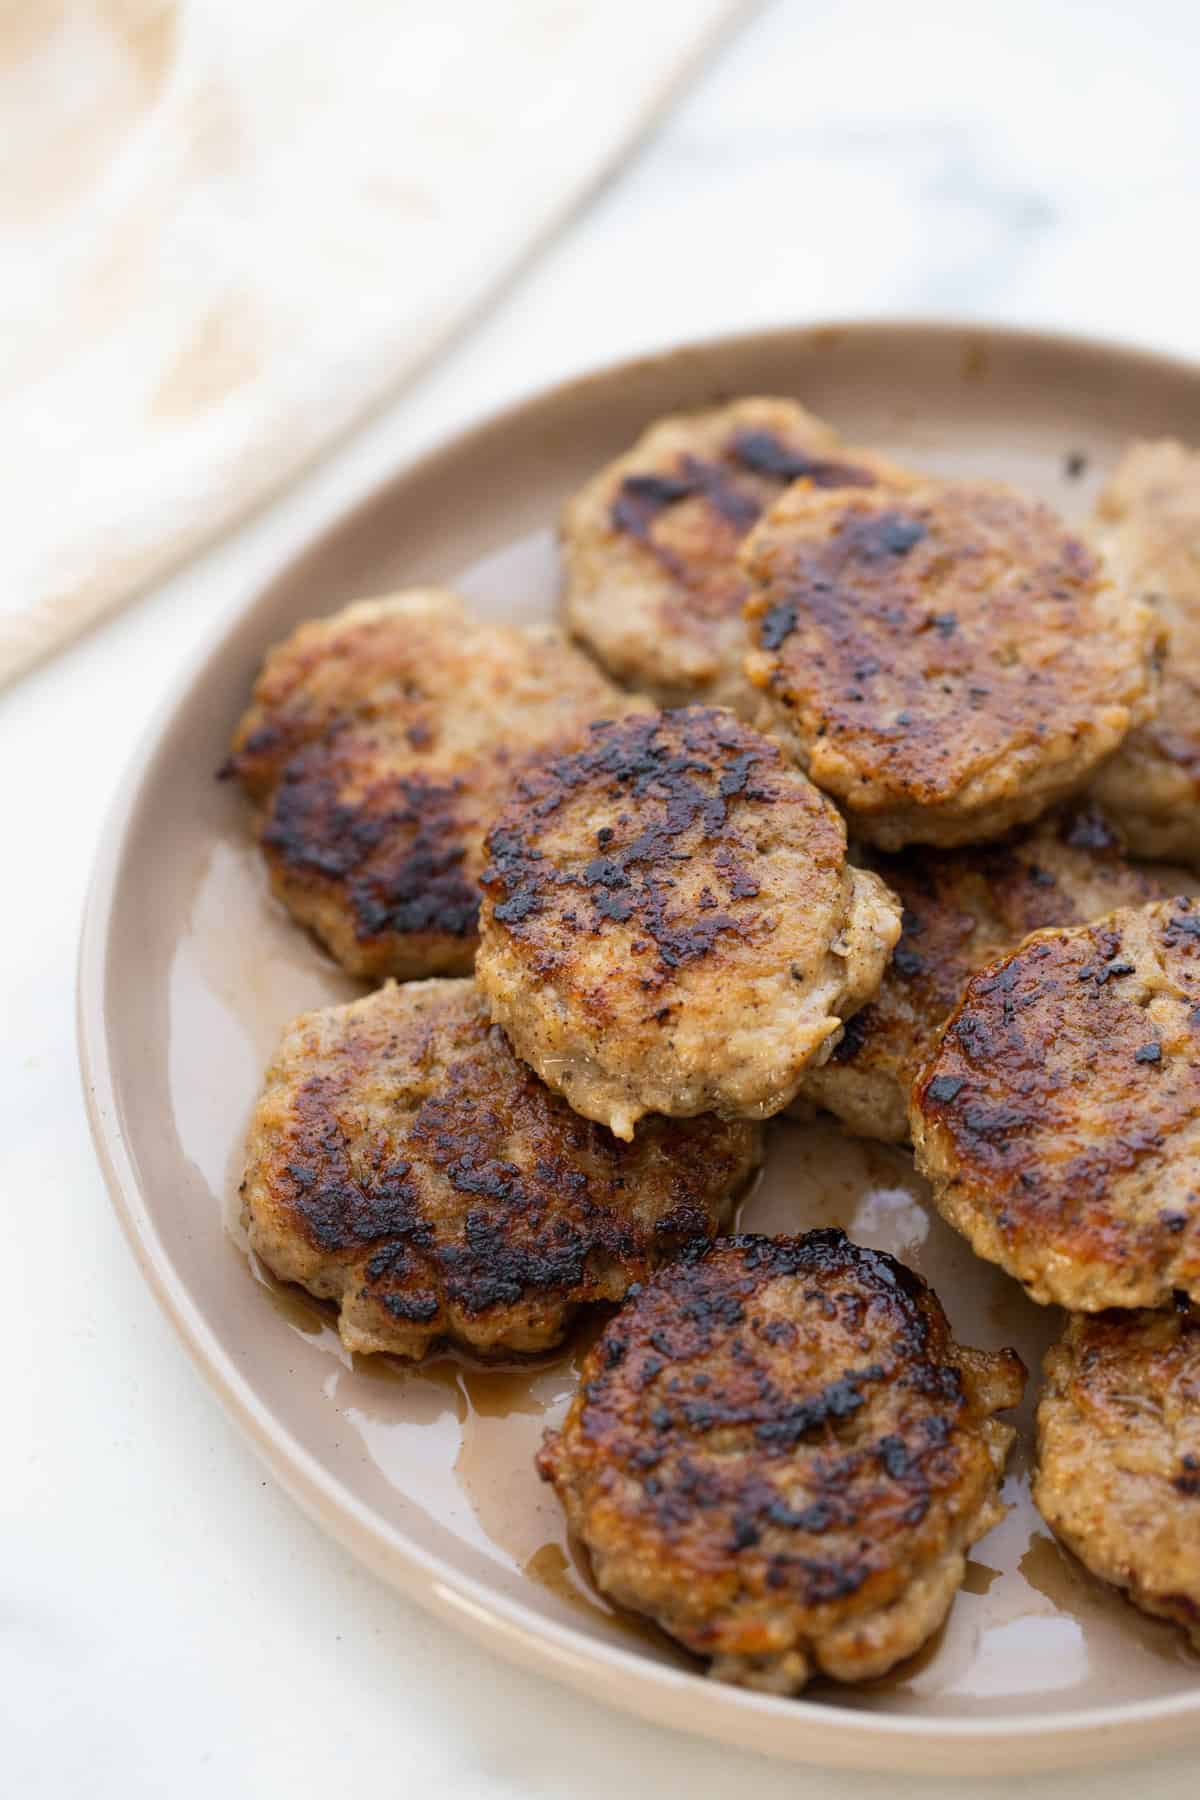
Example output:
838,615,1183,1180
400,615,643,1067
79,323,1200,1774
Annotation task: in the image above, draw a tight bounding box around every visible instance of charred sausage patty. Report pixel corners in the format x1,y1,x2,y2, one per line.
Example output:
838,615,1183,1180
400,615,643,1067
741,475,1162,848
538,1230,1024,1692
911,898,1200,1310
241,979,760,1358
1035,1304,1200,1648
1087,440,1200,866
476,708,900,1139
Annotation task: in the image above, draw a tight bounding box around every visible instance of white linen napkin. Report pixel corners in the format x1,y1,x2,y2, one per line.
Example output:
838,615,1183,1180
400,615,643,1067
0,0,749,687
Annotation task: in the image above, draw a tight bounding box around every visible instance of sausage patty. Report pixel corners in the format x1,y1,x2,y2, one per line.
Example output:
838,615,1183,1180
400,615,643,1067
537,1230,1025,1692
560,398,891,717
1087,440,1200,866
910,898,1200,1310
224,590,633,979
241,979,760,1358
475,707,901,1139
1035,1304,1200,1649
741,475,1162,848
803,808,1195,1143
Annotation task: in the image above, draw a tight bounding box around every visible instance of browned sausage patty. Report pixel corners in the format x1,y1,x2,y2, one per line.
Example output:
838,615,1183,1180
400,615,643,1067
1087,440,1200,865
241,979,760,1359
741,475,1162,848
537,1230,1025,1692
561,398,893,718
911,898,1200,1310
224,590,633,979
1035,1304,1200,1648
475,708,901,1139
803,808,1196,1143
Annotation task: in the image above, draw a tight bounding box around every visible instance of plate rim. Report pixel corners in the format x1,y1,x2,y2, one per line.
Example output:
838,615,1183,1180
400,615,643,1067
78,318,1200,1774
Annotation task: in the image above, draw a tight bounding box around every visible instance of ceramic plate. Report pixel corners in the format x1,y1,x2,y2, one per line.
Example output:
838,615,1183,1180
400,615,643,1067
79,323,1200,1773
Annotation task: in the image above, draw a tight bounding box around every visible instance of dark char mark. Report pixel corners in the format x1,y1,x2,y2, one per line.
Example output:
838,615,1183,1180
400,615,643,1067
610,456,759,582
753,510,927,655
482,711,779,971
730,431,875,490
830,1006,873,1064
264,745,480,943
610,432,875,584
758,602,798,650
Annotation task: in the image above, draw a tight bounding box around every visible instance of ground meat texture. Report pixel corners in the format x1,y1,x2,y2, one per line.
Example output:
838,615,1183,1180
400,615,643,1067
802,807,1197,1143
1086,440,1200,866
475,707,901,1140
1035,1305,1200,1649
911,898,1200,1311
537,1230,1024,1693
240,980,760,1359
740,474,1163,849
223,590,635,979
560,398,896,718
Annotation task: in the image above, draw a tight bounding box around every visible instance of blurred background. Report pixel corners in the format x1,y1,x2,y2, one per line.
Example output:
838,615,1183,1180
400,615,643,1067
498,0,1199,365
4,0,1198,684
4,4,1200,1797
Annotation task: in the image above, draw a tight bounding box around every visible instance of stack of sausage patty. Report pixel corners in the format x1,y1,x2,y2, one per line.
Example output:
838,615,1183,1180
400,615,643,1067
229,401,1200,1690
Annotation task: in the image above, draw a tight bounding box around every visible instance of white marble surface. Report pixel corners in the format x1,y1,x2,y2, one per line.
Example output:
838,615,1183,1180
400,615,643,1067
5,1,1200,1793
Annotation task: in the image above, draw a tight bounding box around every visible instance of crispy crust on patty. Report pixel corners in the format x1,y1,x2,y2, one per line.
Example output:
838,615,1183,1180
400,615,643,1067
560,398,895,718
537,1230,1024,1692
741,476,1163,848
1035,1305,1200,1648
910,898,1200,1310
1087,441,1200,865
224,590,633,979
802,808,1197,1143
475,707,901,1139
241,980,760,1359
